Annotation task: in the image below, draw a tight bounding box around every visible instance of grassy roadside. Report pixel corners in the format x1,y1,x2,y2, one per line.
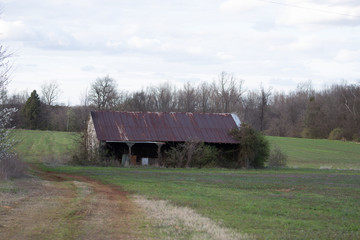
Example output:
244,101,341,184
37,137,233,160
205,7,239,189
41,165,360,240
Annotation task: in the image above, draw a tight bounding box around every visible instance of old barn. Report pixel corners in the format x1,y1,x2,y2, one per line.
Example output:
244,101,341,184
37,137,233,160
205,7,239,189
87,111,241,166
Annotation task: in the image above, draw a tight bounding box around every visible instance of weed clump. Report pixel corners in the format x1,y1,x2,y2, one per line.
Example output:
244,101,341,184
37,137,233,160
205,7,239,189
328,128,345,140
163,139,219,168
0,154,27,180
268,146,287,168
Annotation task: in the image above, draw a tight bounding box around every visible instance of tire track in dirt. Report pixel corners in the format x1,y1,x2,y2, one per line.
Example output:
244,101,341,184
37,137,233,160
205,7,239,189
0,177,78,240
1,169,153,240
53,172,151,240
39,171,154,240
44,172,251,240
2,167,250,240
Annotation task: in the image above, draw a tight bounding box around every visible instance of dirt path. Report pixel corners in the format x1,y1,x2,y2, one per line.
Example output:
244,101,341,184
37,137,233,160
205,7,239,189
1,168,249,240
0,171,154,240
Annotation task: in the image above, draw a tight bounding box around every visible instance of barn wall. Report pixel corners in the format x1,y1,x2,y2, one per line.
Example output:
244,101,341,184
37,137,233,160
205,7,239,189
87,116,100,152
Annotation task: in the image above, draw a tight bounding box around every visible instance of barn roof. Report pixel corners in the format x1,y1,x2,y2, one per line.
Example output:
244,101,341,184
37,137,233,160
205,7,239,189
90,111,240,144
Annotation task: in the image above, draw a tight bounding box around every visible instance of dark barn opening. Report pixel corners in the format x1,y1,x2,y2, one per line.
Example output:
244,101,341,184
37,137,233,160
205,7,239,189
104,141,238,166
104,142,163,165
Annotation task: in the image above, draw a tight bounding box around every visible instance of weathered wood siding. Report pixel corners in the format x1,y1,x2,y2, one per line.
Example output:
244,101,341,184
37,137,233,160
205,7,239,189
87,116,100,152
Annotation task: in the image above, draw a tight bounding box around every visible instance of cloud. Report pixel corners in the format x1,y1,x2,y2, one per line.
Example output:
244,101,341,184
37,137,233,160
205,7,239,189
127,37,161,49
220,0,265,12
306,58,360,80
217,51,234,60
275,1,360,27
81,65,95,72
0,18,81,51
270,35,321,52
269,78,297,88
106,40,123,49
36,30,80,50
335,49,360,62
0,19,29,41
122,24,139,35
3,0,360,105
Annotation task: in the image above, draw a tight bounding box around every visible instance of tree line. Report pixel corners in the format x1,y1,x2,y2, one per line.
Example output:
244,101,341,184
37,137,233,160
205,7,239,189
86,73,360,140
1,72,359,140
2,82,90,132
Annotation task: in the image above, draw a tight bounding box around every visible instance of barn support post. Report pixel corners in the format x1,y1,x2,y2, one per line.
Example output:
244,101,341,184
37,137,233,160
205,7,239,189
156,142,165,166
126,142,134,166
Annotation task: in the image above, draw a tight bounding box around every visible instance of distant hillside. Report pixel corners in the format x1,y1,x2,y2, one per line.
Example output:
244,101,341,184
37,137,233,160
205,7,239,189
11,129,79,163
267,136,360,169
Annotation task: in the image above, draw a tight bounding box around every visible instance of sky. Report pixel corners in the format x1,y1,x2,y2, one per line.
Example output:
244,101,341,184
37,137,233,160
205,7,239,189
1,0,360,105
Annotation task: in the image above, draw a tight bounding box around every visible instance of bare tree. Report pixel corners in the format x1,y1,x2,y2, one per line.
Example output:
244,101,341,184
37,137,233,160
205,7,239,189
41,81,62,106
75,88,92,130
128,90,148,111
259,85,272,131
152,82,176,112
0,46,11,105
177,82,198,112
116,90,131,110
89,75,119,110
342,83,360,122
213,72,244,113
242,90,259,129
267,91,287,136
79,88,90,108
197,82,211,113
0,43,18,168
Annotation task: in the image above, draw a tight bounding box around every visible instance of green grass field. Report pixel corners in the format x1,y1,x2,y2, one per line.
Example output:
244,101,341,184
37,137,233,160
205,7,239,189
42,165,360,239
9,130,360,239
10,129,360,169
267,136,360,169
11,129,78,162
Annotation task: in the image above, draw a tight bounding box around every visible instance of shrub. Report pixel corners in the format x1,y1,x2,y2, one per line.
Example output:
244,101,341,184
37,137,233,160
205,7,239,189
70,133,90,166
71,128,99,166
300,127,324,139
353,133,360,143
229,123,270,168
0,154,27,180
163,139,219,168
268,146,288,167
328,128,345,140
300,128,311,138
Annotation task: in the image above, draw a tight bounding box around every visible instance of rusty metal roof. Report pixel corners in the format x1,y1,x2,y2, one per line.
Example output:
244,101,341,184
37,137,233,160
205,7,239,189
91,111,240,144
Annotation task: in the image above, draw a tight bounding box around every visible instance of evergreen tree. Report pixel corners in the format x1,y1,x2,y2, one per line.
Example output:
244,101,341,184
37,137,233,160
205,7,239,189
22,90,41,129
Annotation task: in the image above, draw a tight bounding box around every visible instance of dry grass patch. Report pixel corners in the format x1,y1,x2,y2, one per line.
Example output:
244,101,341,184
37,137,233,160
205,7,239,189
134,195,253,240
74,179,153,240
0,178,80,240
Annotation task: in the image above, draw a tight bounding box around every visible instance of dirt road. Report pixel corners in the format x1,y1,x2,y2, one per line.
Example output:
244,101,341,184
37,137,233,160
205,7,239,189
0,171,154,240
1,169,247,240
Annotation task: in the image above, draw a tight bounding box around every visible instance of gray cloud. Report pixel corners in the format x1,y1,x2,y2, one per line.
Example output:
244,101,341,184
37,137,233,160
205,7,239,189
2,0,360,104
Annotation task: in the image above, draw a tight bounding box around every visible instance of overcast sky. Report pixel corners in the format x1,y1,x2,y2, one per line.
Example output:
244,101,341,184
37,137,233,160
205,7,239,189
1,0,360,105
